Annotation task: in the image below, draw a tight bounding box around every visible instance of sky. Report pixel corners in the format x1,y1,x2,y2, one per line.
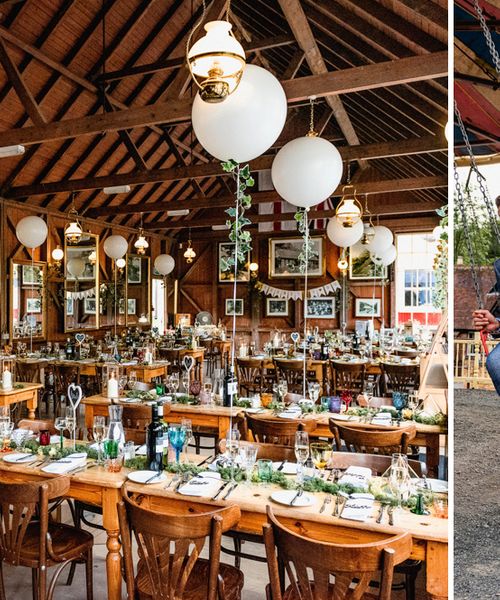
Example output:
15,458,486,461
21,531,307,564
456,163,500,206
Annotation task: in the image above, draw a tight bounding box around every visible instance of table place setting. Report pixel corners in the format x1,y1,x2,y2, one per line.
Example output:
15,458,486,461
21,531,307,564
127,470,167,485
176,472,222,497
41,452,88,474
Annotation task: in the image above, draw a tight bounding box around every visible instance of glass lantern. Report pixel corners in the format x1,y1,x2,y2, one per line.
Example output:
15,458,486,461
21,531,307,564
0,358,14,391
103,363,126,400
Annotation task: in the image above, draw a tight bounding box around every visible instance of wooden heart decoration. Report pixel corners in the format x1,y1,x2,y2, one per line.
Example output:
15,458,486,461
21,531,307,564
75,333,86,345
67,383,83,411
182,355,195,373
290,332,300,344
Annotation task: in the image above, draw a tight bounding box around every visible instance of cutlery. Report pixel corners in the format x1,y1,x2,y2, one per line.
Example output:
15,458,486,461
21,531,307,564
222,482,238,500
14,454,34,462
165,474,179,489
332,495,338,516
212,480,230,500
319,495,331,514
197,455,214,467
376,503,387,524
388,505,395,526
68,465,87,474
144,471,162,484
277,461,286,472
290,488,303,506
174,473,192,493
338,492,349,517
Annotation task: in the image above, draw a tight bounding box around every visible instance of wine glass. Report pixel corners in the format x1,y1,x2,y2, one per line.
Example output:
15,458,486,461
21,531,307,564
128,371,137,391
239,444,258,485
168,424,186,464
181,418,193,462
168,373,179,396
118,375,128,396
65,406,77,450
93,416,106,466
277,380,288,402
181,374,190,394
0,421,14,453
225,428,241,482
310,442,332,476
392,392,407,422
54,417,66,451
307,381,320,404
294,431,309,486
389,455,411,510
204,379,213,404
363,381,375,416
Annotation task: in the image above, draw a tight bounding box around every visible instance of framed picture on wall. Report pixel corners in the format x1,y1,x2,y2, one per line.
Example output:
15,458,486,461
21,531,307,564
22,265,42,286
127,299,137,315
84,297,96,315
218,242,250,282
66,297,74,316
305,297,336,319
269,237,324,278
349,242,388,280
266,298,288,317
26,298,41,313
225,298,244,316
355,298,381,318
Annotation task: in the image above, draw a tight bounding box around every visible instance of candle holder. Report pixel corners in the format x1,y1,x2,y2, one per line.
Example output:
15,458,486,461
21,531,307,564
0,358,14,391
103,364,125,401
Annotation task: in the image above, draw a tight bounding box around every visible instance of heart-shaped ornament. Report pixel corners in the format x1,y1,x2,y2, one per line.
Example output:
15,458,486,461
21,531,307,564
75,333,86,345
290,332,300,344
182,355,195,373
67,383,83,411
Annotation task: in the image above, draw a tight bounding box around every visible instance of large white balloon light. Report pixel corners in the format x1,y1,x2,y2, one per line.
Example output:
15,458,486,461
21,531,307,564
104,235,128,260
154,254,175,276
16,216,48,249
191,64,287,163
326,218,363,248
371,244,397,267
370,226,393,255
271,136,343,209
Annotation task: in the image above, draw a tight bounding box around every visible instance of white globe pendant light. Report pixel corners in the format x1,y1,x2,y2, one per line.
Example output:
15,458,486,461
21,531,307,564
271,136,343,209
326,218,363,248
67,257,86,279
154,254,175,276
370,225,393,255
371,244,397,267
16,216,48,249
191,64,287,163
103,235,128,260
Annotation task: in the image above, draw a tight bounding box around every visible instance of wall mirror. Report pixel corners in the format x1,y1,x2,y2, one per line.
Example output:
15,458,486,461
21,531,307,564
64,233,100,331
10,259,47,342
99,268,126,330
125,254,151,326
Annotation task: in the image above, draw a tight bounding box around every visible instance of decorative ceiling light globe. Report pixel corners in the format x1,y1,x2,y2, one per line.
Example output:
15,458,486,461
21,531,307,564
51,246,64,262
88,250,97,265
444,121,451,142
337,255,349,271
64,220,83,244
326,217,363,248
361,222,375,245
103,235,128,260
188,21,246,103
16,216,48,249
370,225,393,255
154,254,175,276
271,136,343,208
116,258,126,269
192,64,287,163
134,232,149,255
67,257,85,279
370,244,397,267
336,197,362,227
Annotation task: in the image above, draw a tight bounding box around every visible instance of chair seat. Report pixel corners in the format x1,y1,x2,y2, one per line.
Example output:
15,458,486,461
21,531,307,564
281,583,379,600
18,522,93,568
137,556,244,600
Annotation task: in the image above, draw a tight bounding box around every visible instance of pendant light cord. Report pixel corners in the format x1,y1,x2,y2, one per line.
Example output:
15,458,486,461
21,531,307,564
302,209,310,398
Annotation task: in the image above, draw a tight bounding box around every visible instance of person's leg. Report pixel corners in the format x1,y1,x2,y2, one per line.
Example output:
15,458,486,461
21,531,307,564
486,343,500,394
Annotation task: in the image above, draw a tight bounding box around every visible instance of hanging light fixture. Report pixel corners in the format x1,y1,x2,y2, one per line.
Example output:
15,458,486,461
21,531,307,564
360,196,375,245
134,213,149,255
64,195,83,244
88,250,97,265
335,162,362,228
186,0,245,103
183,229,196,264
337,249,349,273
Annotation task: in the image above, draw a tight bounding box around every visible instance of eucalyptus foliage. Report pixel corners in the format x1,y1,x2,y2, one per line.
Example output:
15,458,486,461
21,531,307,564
294,208,318,273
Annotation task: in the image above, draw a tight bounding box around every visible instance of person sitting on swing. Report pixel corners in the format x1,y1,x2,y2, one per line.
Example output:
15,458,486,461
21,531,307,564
472,195,500,394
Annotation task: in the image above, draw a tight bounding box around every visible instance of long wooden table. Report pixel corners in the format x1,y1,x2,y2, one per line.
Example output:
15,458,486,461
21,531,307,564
0,382,41,419
0,457,448,600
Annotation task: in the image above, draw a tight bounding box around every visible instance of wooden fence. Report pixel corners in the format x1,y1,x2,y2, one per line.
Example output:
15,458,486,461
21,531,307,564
454,334,500,389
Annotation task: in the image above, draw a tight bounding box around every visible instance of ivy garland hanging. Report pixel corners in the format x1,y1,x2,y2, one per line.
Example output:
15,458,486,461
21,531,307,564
294,207,318,273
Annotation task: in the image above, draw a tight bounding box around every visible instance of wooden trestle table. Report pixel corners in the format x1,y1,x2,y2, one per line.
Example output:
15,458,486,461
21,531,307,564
0,382,42,419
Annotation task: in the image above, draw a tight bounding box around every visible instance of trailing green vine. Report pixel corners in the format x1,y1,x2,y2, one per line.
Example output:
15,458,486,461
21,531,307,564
294,208,318,273
220,160,254,272
12,439,98,461
432,205,448,310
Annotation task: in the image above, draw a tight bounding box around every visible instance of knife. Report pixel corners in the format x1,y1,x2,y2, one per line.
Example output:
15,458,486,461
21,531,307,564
376,503,387,524
212,480,230,500
388,505,395,526
222,482,238,500
144,471,162,484
197,455,214,467
277,461,286,472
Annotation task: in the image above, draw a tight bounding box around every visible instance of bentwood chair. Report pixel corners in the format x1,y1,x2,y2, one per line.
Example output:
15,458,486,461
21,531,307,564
274,359,315,394
246,414,317,446
13,361,45,419
236,358,266,396
263,506,412,600
380,362,420,395
118,488,244,600
329,420,417,455
330,360,366,395
0,476,93,600
328,451,424,477
53,363,79,415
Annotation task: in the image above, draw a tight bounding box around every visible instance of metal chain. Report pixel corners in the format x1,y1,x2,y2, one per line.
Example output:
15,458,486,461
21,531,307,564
454,100,500,241
473,0,500,75
454,162,484,307
307,96,317,136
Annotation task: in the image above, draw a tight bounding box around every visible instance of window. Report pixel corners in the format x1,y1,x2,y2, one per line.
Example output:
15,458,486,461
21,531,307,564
151,278,165,333
395,233,441,327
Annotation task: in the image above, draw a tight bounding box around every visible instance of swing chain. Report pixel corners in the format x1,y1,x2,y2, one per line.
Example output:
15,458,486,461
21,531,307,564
473,0,500,75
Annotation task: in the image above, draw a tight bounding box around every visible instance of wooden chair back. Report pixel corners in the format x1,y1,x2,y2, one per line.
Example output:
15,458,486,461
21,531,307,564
121,403,171,444
14,361,43,383
274,359,312,394
329,451,423,477
330,360,366,395
393,349,419,359
263,506,412,600
247,414,316,446
236,358,265,395
0,477,69,566
118,487,240,600
380,362,419,394
329,420,416,455
17,418,57,435
239,440,296,462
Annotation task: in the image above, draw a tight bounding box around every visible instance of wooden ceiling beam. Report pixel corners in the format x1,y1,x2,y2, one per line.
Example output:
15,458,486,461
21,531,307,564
8,135,446,200
392,0,448,33
0,51,447,149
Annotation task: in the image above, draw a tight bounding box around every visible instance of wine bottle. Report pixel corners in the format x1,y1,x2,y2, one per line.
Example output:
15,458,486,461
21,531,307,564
222,365,238,407
157,403,169,467
146,404,163,471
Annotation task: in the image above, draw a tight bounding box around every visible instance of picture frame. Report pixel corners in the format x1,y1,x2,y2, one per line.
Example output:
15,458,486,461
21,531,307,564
84,297,97,315
225,298,244,316
269,237,324,278
127,298,136,315
305,297,336,319
26,297,41,313
349,241,388,280
355,298,381,318
127,256,142,284
266,298,289,317
218,242,250,282
66,246,97,281
66,297,74,316
22,265,42,286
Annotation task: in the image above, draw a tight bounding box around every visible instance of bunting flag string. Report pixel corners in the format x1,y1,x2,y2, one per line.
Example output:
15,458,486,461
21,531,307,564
65,287,96,301
256,280,340,301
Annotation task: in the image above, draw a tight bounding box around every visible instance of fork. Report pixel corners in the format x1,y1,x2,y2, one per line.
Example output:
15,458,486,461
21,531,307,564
290,488,303,506
388,505,395,526
165,473,180,489
319,495,332,514
376,503,387,524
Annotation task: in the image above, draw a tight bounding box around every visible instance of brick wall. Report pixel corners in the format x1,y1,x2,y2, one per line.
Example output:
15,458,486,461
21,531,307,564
454,265,496,330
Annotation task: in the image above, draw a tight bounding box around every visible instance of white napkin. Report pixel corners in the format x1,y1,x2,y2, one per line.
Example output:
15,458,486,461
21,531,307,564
41,453,87,474
178,472,222,497
136,445,147,456
338,466,372,490
49,435,61,445
340,493,375,522
371,413,393,426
